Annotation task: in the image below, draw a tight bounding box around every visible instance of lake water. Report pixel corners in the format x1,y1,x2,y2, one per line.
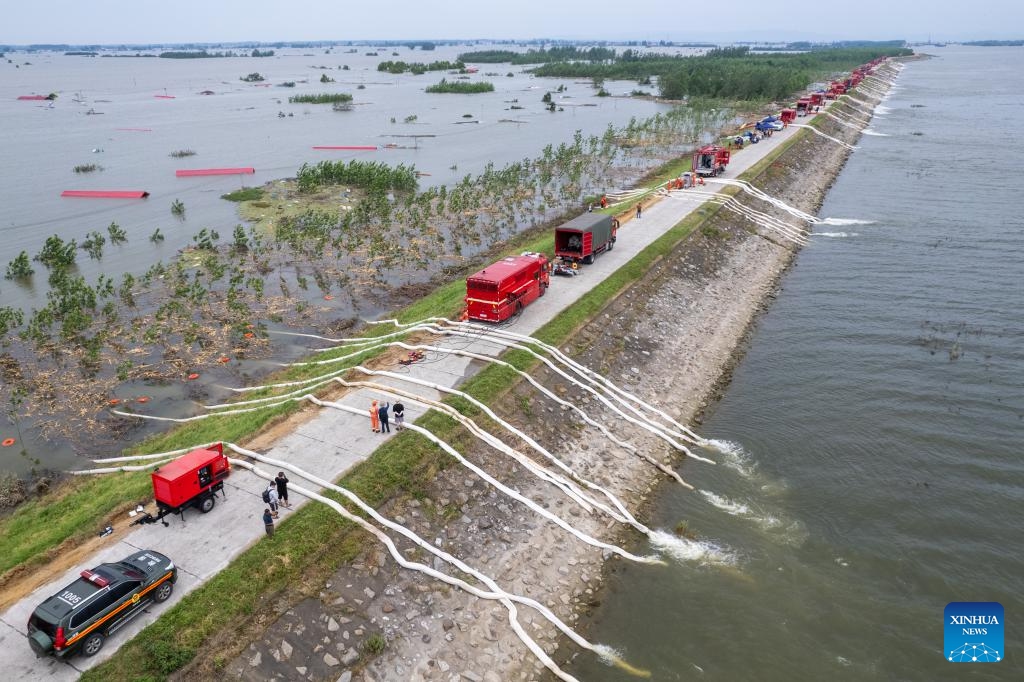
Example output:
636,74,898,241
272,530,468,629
0,45,671,473
570,47,1024,680
0,45,669,314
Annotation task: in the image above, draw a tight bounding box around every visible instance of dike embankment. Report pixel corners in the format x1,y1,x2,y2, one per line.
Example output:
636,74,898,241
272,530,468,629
211,69,900,682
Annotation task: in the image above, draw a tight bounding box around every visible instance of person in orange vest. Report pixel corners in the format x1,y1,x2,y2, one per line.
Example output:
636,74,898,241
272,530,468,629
370,400,381,433
600,195,608,209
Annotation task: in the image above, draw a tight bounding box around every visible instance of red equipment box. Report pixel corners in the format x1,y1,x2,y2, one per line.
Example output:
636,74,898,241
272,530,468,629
152,443,230,512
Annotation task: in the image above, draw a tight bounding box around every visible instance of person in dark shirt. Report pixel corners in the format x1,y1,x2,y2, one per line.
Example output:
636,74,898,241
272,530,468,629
393,401,405,431
263,508,274,537
378,401,391,433
275,472,290,508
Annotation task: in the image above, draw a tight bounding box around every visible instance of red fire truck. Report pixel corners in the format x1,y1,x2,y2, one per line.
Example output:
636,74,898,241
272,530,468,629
465,253,550,322
134,443,231,525
692,145,731,177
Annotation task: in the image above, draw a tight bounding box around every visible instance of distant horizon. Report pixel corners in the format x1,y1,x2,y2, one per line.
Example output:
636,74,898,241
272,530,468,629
4,37,1010,50
6,0,1019,45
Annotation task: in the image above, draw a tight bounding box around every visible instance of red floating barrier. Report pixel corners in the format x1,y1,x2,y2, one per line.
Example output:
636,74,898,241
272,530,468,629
62,190,150,199
154,94,176,99
17,95,47,101
312,146,378,151
175,168,255,177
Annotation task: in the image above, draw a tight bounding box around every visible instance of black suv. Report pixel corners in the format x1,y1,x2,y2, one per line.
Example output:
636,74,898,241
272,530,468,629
27,549,177,658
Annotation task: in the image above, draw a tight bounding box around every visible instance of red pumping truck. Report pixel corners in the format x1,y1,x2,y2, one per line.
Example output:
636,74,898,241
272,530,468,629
132,443,231,526
692,145,731,177
554,213,619,265
465,253,550,322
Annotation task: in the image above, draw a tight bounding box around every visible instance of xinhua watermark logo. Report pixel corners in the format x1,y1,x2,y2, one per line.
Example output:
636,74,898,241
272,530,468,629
945,602,1003,663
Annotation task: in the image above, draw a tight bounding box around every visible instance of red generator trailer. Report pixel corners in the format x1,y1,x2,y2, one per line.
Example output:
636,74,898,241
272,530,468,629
796,97,813,115
692,145,731,177
142,443,231,524
809,92,825,107
780,108,796,124
555,213,619,265
465,253,550,323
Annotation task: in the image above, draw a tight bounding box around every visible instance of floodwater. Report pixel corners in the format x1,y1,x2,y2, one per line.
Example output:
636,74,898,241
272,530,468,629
0,45,670,473
570,47,1024,680
0,45,669,315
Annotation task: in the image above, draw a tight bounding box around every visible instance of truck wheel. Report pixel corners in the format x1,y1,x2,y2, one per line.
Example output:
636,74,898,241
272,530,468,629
608,239,615,251
583,254,595,265
199,495,215,514
539,282,547,297
82,632,105,657
154,580,174,603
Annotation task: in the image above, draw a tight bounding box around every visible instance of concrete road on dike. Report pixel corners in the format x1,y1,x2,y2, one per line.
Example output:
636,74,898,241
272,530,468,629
0,116,821,678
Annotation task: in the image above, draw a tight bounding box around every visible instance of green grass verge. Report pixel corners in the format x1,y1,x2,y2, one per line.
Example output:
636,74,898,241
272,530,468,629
79,143,765,679
29,124,814,679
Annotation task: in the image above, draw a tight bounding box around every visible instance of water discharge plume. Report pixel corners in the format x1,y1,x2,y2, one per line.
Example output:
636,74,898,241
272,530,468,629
812,232,859,238
818,218,875,226
862,129,889,137
704,439,757,478
648,529,736,566
699,489,752,516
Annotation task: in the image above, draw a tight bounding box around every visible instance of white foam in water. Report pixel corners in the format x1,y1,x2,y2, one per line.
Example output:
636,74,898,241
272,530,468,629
649,529,736,566
862,129,889,136
818,218,876,226
700,490,751,516
705,439,756,477
813,232,859,238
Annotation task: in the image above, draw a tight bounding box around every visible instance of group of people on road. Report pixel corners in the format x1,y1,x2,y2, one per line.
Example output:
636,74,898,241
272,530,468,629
262,397,408,538
370,399,405,433
262,471,290,538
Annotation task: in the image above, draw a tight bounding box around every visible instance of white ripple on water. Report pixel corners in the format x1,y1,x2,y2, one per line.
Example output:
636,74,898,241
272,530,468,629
704,439,756,477
700,490,751,516
649,530,736,566
818,218,877,226
813,232,859,238
699,491,789,532
862,129,890,136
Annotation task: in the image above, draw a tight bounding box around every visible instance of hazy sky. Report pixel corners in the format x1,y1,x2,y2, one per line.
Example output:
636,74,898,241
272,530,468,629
3,0,1020,44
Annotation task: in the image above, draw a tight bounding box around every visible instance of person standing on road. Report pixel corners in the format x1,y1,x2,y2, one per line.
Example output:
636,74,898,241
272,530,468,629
378,401,391,433
263,508,274,538
275,471,290,508
267,484,280,518
636,202,642,219
393,401,405,431
370,400,381,433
